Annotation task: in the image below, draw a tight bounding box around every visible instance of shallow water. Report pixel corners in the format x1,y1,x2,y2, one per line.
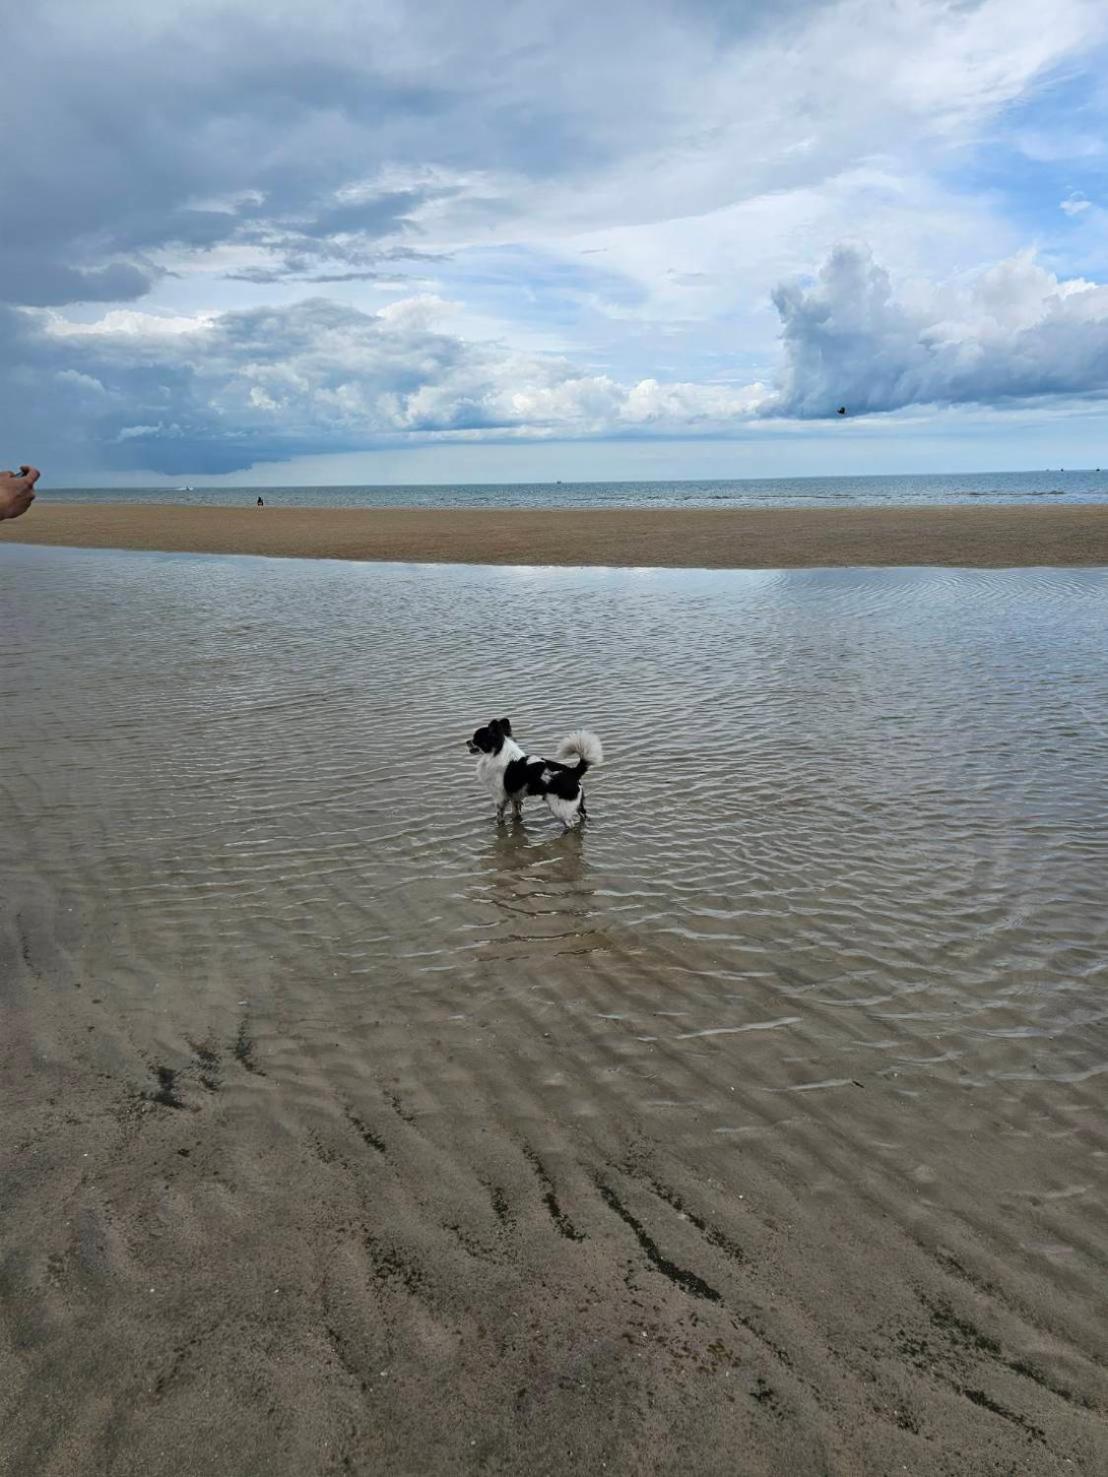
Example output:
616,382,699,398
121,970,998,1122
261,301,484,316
4,548,1106,1102
3,547,1107,1474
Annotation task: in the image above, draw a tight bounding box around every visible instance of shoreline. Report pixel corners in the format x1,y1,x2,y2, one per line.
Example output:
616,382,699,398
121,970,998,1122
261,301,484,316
4,501,1108,567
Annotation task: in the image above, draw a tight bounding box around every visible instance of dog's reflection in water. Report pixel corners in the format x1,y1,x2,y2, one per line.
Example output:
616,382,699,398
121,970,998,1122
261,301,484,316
473,821,610,959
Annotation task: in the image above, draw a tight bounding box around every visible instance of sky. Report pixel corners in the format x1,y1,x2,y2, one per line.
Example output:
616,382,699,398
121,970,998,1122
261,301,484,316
5,0,1108,485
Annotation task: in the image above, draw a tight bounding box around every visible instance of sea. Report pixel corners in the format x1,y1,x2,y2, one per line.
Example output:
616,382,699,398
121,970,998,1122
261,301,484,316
42,467,1108,509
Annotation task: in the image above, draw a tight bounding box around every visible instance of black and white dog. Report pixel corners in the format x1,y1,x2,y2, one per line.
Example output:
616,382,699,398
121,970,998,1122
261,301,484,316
466,718,603,827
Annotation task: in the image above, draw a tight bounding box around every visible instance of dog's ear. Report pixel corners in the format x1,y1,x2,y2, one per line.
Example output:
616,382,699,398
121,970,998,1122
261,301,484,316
499,717,512,736
488,718,501,734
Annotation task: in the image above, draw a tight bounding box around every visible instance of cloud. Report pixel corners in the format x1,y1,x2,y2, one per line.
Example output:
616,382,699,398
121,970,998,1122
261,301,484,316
9,241,1108,475
6,2,1108,476
1060,193,1093,216
2,6,474,305
0,295,765,474
767,245,1108,417
0,254,157,308
5,0,1106,308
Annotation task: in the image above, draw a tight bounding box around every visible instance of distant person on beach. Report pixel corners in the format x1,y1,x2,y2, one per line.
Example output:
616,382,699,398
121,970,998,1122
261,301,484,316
257,496,265,507
0,465,40,521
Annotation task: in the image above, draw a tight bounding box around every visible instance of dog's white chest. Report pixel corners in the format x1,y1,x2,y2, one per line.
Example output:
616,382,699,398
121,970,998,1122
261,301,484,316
474,737,526,802
477,757,506,800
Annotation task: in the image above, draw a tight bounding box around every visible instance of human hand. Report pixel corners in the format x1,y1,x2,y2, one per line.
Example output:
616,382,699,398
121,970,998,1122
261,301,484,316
0,466,41,521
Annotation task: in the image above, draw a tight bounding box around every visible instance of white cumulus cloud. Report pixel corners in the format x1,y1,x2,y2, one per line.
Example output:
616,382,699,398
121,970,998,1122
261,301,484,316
767,246,1108,418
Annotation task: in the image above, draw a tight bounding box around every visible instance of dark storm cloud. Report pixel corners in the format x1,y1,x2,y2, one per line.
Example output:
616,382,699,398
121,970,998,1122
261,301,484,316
0,254,157,308
1,1,621,307
11,0,854,310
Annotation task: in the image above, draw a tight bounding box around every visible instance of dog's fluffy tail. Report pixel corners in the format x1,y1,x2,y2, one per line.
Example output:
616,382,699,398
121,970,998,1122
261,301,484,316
556,729,603,774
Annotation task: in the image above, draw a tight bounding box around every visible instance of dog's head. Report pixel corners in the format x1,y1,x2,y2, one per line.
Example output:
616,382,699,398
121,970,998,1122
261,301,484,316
467,717,512,755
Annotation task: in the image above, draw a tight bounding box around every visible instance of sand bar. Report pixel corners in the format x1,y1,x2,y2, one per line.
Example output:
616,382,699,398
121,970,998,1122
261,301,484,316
4,500,1108,565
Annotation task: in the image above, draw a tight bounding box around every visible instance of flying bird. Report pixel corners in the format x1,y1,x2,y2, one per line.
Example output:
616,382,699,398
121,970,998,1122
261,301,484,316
837,406,846,415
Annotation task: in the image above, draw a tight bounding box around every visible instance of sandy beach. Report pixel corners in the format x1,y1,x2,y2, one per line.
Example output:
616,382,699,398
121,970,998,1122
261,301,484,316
3,549,1106,1476
4,500,1108,565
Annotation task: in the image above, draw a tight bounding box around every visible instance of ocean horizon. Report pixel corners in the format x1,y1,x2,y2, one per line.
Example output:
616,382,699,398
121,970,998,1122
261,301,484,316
38,467,1108,510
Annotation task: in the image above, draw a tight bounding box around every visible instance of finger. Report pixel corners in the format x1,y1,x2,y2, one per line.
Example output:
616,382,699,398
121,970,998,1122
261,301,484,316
0,470,12,478
19,466,41,485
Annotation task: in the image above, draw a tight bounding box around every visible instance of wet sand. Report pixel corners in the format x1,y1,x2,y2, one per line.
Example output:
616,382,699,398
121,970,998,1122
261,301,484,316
2,550,1107,1476
4,500,1108,565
